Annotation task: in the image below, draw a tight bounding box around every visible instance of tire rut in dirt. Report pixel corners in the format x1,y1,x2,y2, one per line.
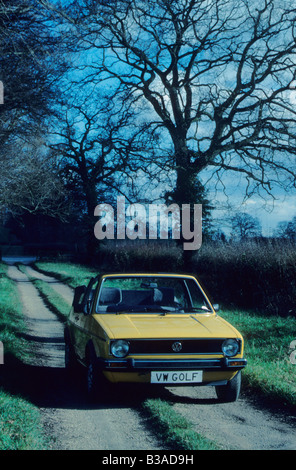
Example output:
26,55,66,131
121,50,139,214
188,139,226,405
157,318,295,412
7,265,65,368
24,265,73,304
165,384,296,450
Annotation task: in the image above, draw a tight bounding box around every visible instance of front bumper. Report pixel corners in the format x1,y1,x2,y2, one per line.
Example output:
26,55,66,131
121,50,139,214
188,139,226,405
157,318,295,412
96,357,247,372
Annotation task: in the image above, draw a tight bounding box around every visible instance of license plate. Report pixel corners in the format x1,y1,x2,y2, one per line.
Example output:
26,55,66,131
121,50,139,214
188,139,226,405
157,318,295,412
151,370,203,384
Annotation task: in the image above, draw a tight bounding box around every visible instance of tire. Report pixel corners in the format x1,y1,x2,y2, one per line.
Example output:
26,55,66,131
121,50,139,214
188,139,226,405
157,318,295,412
215,371,241,403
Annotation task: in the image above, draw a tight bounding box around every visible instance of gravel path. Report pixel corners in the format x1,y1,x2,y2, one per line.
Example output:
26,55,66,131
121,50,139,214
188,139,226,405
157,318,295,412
7,265,65,368
168,385,296,450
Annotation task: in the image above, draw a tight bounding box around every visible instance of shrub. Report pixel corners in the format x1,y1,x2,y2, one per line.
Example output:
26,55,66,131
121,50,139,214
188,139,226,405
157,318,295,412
97,241,183,273
95,239,296,316
192,239,296,316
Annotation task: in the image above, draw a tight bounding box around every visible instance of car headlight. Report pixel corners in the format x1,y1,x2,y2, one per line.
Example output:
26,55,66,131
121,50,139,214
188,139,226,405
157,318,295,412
110,340,130,358
222,339,240,357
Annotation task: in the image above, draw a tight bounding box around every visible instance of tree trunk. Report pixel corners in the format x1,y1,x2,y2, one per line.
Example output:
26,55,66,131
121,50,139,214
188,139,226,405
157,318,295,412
83,179,99,259
173,146,200,270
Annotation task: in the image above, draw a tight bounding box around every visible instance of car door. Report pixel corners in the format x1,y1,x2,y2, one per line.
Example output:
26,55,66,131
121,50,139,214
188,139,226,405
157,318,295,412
72,277,98,362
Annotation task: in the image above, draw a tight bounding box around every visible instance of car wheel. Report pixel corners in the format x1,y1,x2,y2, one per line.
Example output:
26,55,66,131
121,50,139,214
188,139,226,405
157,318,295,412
215,371,241,403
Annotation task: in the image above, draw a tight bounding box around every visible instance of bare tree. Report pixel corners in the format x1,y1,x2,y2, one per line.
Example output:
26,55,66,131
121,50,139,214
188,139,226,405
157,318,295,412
0,142,70,221
0,0,65,148
53,99,156,200
230,212,262,240
49,98,158,252
38,0,296,207
274,216,296,240
0,0,71,231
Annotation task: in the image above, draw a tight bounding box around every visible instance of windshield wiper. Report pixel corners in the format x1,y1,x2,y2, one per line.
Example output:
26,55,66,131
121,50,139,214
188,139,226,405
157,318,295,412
115,306,182,315
115,307,144,314
185,306,211,313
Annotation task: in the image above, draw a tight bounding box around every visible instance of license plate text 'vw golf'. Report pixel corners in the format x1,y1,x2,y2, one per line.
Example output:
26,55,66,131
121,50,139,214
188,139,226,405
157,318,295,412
151,370,203,384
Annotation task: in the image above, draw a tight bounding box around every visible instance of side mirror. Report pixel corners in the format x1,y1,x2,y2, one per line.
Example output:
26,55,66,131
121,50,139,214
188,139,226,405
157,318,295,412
83,297,93,315
73,285,86,312
212,303,219,312
81,277,98,315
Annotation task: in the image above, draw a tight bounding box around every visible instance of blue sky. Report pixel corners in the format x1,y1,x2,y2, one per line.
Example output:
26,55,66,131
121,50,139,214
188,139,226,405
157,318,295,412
207,180,296,237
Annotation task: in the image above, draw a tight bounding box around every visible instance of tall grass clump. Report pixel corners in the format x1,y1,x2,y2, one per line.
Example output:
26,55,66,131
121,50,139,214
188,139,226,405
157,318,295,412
143,398,220,450
97,241,183,273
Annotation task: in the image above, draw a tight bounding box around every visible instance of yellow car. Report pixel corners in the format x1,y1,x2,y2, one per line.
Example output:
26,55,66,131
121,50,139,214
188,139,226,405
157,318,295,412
64,273,247,402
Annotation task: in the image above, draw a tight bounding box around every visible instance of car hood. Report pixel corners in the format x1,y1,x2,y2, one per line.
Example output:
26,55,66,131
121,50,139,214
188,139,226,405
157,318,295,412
93,313,241,340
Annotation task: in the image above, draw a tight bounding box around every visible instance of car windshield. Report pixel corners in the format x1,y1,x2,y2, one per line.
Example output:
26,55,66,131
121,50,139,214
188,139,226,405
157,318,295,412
95,276,213,314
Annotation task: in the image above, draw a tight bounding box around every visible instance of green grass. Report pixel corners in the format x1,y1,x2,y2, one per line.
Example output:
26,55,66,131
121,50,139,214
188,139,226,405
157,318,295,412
34,261,98,288
220,309,296,406
0,263,49,450
0,391,47,450
0,264,27,361
33,279,71,321
17,264,71,321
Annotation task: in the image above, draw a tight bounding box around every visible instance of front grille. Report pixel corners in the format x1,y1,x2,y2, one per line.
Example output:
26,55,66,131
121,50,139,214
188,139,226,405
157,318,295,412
128,338,231,355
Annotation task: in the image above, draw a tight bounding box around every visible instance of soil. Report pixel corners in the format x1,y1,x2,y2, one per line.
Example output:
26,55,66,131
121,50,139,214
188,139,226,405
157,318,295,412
2,263,296,451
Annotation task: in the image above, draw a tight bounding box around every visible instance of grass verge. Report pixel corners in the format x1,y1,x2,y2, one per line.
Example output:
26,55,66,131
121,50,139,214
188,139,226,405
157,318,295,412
220,309,296,407
34,261,98,288
142,398,220,450
0,263,48,450
0,390,47,450
0,264,27,361
33,279,71,321
17,264,71,321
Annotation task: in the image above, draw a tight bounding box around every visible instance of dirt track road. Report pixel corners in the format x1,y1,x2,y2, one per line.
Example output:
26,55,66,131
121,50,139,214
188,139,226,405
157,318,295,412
4,264,296,450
